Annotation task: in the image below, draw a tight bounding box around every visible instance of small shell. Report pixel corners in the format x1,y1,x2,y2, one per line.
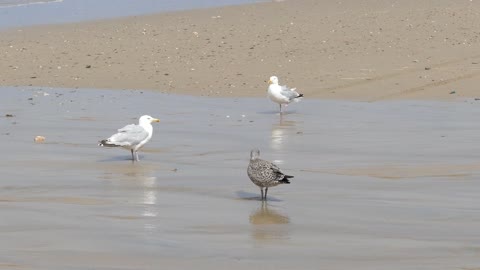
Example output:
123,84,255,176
34,136,46,143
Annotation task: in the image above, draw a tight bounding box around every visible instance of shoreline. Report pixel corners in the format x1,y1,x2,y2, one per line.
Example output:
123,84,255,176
1,0,480,101
0,0,265,30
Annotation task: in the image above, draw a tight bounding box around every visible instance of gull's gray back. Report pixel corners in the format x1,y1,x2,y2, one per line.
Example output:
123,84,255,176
280,85,301,100
110,124,148,146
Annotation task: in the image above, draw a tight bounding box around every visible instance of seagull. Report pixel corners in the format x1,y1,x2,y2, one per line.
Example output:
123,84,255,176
267,75,303,113
247,149,292,201
99,115,160,161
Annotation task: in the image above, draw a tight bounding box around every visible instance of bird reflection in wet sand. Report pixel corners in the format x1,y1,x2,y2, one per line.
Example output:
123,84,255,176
270,114,297,151
249,202,290,241
100,163,158,232
142,176,158,216
122,165,159,234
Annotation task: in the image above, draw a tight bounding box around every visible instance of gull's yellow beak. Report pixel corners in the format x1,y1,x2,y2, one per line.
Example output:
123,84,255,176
268,79,273,84
152,118,160,123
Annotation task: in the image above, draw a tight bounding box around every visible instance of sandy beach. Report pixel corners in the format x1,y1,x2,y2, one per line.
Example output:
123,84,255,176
1,0,480,100
2,1,480,269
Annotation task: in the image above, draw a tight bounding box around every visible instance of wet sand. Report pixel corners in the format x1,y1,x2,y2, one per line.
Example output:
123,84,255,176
1,87,480,269
1,0,480,100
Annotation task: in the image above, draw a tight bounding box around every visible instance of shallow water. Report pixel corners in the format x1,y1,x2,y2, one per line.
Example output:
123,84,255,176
1,86,480,269
0,0,265,29
0,0,61,8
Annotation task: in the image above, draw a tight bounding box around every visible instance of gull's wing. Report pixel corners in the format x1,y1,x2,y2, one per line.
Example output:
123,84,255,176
257,159,283,177
256,159,293,183
108,124,148,147
268,162,287,178
280,85,302,100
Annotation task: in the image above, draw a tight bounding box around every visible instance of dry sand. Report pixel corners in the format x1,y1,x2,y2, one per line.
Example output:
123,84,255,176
1,0,480,100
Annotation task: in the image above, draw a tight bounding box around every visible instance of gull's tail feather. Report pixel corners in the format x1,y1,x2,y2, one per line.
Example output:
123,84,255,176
279,178,291,184
98,139,119,147
293,93,304,102
280,174,293,184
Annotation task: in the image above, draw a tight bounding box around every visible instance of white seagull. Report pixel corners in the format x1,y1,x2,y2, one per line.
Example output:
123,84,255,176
267,75,303,113
99,115,160,161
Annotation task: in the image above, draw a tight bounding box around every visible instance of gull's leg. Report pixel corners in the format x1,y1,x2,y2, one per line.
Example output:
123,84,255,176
131,149,135,161
265,187,269,201
260,188,264,201
279,104,282,113
135,151,140,162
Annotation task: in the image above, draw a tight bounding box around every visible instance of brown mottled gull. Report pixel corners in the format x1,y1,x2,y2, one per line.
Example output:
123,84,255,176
247,149,292,201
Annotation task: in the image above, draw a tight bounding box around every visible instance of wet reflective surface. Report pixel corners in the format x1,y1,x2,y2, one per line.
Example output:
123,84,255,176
0,0,265,29
1,87,480,269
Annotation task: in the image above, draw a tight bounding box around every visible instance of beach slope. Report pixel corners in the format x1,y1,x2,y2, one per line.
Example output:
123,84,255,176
1,0,479,100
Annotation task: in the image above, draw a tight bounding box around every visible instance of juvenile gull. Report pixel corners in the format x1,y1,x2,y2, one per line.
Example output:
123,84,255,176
267,75,303,113
247,149,292,201
99,115,160,161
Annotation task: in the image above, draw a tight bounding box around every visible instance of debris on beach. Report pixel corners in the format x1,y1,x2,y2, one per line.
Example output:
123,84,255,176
34,136,46,143
5,114,14,117
34,91,49,97
449,90,456,94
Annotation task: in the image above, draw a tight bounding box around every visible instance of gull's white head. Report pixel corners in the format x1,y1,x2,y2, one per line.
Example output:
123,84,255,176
268,76,279,85
139,115,160,125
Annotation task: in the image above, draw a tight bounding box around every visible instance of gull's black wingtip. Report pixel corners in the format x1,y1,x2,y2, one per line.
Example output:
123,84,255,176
280,174,293,184
98,139,116,147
